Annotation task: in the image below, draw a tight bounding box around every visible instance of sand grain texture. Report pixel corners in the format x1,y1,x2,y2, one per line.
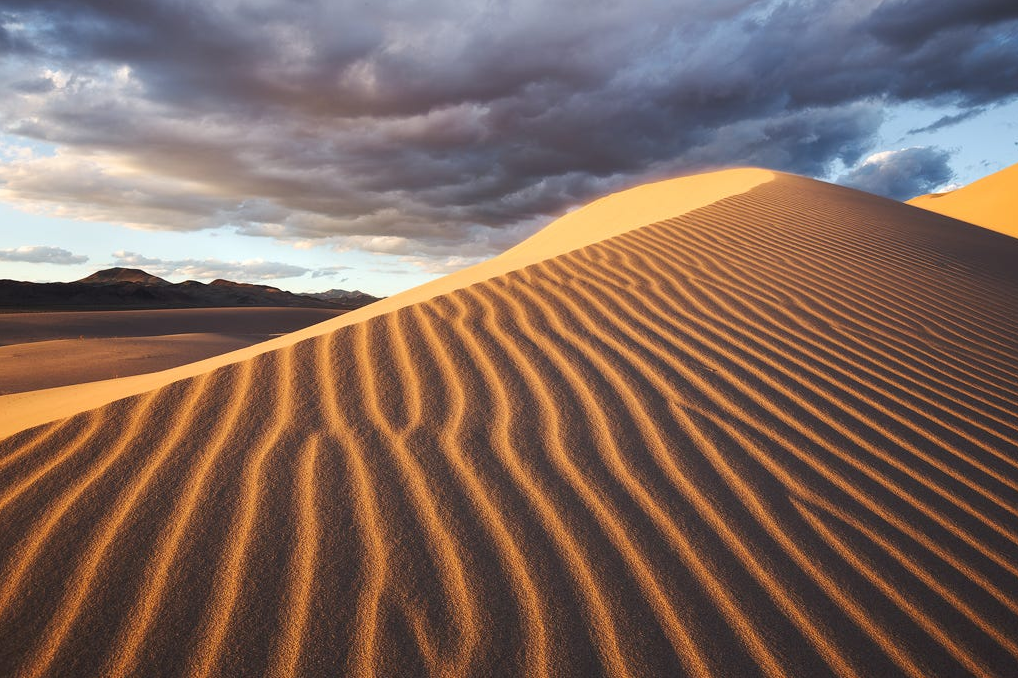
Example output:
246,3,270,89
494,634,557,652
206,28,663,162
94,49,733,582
1,171,1017,677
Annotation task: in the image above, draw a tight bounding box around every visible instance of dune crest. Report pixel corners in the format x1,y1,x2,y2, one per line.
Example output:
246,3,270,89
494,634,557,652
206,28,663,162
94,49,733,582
0,168,772,440
2,172,1018,676
907,161,1018,238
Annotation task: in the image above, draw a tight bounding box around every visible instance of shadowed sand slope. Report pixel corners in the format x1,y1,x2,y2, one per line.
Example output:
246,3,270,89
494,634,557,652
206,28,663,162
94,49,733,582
2,173,1018,677
908,161,1018,239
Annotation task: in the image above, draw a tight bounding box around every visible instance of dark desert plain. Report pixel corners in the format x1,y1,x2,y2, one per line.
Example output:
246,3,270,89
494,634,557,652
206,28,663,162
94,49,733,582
2,1,1018,677
0,307,346,394
0,268,378,392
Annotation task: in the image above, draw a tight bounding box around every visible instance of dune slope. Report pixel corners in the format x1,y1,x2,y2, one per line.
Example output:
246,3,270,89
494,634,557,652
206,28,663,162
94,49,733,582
1,172,1018,677
907,161,1018,238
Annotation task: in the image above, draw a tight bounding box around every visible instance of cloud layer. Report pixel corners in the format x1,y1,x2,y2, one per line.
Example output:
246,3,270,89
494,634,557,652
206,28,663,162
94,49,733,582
111,251,312,281
0,245,87,264
1,0,1016,261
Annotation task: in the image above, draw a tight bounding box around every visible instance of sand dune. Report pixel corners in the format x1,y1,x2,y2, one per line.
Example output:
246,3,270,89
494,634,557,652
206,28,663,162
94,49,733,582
907,161,1018,238
2,170,1018,676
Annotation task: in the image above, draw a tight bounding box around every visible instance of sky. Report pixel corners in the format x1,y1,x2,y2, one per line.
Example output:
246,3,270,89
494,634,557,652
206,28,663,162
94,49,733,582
0,0,1016,296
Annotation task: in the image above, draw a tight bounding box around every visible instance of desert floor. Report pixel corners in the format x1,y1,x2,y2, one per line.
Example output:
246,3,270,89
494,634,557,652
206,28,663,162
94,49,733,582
0,307,344,393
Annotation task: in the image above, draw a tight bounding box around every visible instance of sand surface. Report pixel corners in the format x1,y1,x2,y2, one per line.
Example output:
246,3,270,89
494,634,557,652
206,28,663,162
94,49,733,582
908,161,1018,238
1,171,1018,676
0,307,344,394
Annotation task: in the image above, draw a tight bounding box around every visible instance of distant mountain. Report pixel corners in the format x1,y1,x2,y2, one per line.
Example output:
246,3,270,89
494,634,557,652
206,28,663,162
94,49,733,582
301,288,380,305
77,267,171,286
0,267,381,312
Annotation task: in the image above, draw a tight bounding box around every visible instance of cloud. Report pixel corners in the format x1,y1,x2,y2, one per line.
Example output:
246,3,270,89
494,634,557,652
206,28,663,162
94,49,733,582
10,75,56,94
310,265,353,279
837,146,955,200
395,254,490,276
0,0,1015,264
0,245,87,264
111,250,310,281
907,108,986,135
866,0,1018,48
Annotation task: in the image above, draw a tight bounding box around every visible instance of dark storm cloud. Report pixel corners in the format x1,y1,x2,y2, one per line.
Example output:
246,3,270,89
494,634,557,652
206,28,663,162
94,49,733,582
867,0,1018,47
838,147,955,201
0,0,1016,260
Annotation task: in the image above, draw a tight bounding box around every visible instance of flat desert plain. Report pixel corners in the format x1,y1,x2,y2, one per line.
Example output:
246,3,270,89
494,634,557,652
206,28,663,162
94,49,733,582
0,307,346,394
1,169,1017,677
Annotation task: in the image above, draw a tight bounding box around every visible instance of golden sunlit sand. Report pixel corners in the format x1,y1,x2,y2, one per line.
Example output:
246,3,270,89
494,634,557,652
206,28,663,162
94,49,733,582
2,169,1018,676
907,161,1018,238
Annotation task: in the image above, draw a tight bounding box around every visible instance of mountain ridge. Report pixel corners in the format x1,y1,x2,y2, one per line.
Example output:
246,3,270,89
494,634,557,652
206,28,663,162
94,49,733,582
0,268,381,312
76,267,171,286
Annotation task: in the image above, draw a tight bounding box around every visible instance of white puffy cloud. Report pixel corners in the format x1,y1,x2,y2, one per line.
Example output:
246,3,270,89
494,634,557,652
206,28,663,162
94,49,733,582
111,250,310,281
0,245,88,264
